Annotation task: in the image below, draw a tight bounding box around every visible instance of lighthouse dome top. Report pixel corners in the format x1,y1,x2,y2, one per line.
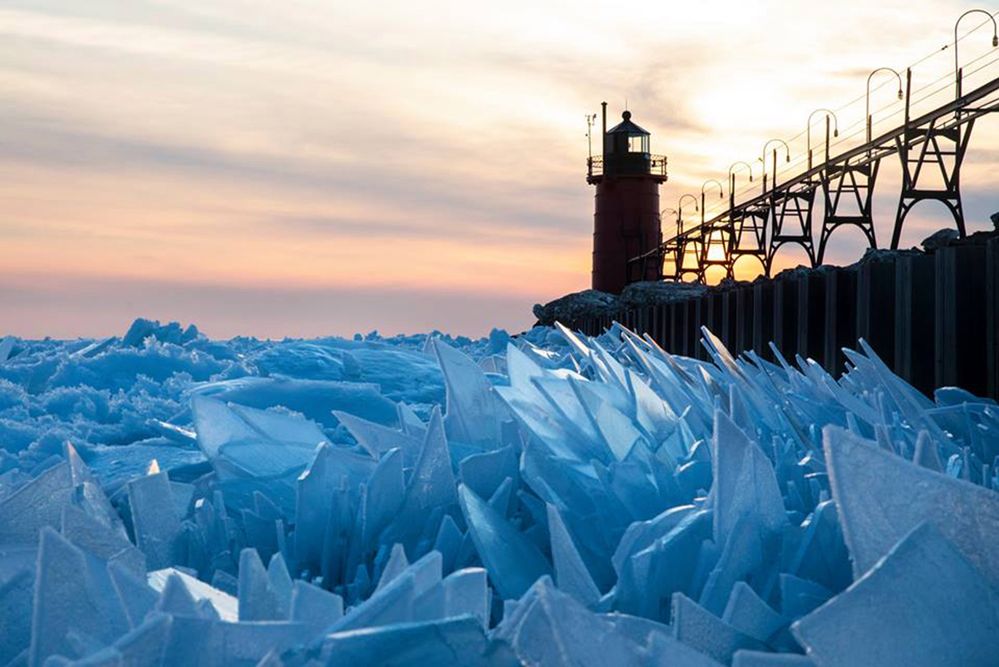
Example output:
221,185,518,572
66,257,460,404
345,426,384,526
607,110,650,136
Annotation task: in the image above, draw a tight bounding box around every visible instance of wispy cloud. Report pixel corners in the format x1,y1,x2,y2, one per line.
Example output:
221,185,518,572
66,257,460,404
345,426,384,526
1,0,997,337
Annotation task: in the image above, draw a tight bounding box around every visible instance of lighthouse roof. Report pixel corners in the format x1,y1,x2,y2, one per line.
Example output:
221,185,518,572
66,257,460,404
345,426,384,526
606,110,650,136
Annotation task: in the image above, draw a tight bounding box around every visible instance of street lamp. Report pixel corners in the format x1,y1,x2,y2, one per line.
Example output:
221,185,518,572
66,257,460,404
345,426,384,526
761,139,790,194
806,109,839,170
701,179,724,226
954,9,999,98
678,194,698,236
727,161,754,210
866,68,903,146
661,207,679,239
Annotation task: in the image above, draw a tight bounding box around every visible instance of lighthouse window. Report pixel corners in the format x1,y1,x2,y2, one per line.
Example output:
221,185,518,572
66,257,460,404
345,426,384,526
628,135,648,153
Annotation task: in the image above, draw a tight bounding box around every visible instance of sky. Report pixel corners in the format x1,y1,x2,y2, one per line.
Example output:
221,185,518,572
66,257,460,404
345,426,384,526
2,0,998,338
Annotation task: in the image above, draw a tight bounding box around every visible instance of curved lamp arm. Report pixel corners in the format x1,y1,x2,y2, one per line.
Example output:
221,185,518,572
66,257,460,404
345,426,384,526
761,139,790,167
728,160,754,183
701,179,725,198
954,9,999,98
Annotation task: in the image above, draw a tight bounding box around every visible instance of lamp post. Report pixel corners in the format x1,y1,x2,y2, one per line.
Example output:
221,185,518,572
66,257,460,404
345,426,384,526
806,109,839,170
761,139,790,195
701,180,724,226
661,207,679,239
954,9,999,98
659,207,679,277
700,180,725,266
678,194,698,237
727,161,754,210
866,68,903,147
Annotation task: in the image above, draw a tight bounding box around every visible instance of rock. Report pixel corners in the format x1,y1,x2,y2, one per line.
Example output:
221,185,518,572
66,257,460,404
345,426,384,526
920,228,959,251
852,247,922,266
532,290,620,326
771,265,813,281
618,280,707,308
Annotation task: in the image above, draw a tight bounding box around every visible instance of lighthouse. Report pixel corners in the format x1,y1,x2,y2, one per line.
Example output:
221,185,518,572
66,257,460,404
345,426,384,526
587,105,668,294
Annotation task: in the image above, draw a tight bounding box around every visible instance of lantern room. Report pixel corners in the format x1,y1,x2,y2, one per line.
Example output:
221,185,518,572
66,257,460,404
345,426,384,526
602,110,653,178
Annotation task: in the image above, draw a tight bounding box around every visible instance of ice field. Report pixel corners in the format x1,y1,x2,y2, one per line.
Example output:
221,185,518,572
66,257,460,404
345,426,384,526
1,318,997,666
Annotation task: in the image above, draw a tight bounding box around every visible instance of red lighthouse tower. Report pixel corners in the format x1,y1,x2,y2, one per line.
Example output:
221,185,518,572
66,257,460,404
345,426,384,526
587,104,668,294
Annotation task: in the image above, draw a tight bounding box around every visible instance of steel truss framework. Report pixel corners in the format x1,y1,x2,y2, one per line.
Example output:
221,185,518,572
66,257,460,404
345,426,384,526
628,73,999,284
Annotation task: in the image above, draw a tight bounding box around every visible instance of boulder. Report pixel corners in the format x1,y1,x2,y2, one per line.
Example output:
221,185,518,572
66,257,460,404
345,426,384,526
920,228,959,251
532,290,620,326
619,281,708,308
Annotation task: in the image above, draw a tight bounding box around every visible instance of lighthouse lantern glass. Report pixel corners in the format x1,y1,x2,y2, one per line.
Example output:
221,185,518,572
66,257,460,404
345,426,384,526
629,135,649,154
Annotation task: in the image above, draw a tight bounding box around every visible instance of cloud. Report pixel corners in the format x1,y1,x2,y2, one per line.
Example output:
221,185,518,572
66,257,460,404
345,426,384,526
0,0,997,337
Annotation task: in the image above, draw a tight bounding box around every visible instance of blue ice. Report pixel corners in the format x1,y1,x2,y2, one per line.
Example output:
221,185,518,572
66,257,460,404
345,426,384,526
0,317,997,665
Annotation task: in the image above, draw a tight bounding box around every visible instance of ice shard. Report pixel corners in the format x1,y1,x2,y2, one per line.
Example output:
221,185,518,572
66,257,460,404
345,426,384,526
792,522,999,666
546,503,601,606
329,551,443,632
494,577,650,666
127,462,184,571
671,592,767,664
333,409,423,464
148,568,238,622
458,485,551,600
722,581,787,645
29,528,130,664
384,408,459,548
711,410,788,545
824,425,999,587
433,339,509,446
319,615,514,666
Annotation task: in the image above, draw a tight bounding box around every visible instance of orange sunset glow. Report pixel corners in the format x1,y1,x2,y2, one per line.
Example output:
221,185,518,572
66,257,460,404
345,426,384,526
2,1,998,337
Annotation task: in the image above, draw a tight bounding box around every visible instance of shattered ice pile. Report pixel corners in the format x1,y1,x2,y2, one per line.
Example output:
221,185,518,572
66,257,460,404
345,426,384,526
1,317,998,666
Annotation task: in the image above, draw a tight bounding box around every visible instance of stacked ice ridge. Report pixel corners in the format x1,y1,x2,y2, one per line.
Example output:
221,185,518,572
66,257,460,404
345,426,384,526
1,318,997,666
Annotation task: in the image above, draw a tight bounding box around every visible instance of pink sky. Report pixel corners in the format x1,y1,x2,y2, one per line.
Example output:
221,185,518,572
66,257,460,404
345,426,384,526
2,1,998,338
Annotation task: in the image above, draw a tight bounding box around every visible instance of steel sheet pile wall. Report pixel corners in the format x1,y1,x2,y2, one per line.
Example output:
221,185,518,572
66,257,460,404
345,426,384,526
569,236,999,400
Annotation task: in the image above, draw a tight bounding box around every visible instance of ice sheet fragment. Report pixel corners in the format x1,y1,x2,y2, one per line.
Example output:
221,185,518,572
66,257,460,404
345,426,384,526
712,410,788,545
494,577,650,666
147,568,238,622
319,615,514,666
126,463,183,571
29,528,129,664
433,339,509,446
547,503,601,606
458,485,551,600
722,581,787,644
792,522,999,666
824,425,999,587
671,592,767,664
